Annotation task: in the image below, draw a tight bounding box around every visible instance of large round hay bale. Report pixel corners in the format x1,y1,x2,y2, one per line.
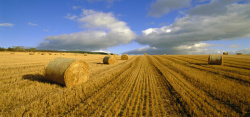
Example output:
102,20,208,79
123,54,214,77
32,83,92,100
144,53,147,55
121,54,128,60
84,53,88,56
223,52,228,55
103,56,118,65
10,53,15,54
45,57,90,87
208,55,223,65
41,53,46,55
29,52,35,55
237,53,242,55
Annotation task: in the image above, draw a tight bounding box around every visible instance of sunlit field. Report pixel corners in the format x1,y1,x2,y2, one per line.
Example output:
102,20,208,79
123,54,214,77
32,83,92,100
0,52,249,116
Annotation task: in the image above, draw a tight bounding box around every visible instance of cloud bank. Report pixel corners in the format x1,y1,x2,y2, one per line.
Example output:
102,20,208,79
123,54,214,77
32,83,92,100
125,43,221,55
38,9,135,51
127,1,250,55
148,0,191,18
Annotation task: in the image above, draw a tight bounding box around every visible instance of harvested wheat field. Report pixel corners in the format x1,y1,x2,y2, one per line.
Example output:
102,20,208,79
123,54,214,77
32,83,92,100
0,52,249,116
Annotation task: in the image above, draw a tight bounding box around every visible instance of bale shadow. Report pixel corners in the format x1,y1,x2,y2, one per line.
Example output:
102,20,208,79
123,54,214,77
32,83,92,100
22,74,64,87
193,63,208,65
97,63,111,65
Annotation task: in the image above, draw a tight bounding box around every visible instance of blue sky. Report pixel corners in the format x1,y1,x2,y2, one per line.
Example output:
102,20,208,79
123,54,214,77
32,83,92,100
1,0,250,55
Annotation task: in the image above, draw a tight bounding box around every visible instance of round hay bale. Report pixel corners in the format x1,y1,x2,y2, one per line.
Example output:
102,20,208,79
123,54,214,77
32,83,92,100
103,56,118,65
121,54,128,60
84,53,88,56
237,53,242,55
223,52,228,55
163,54,167,55
41,53,46,55
49,53,52,55
144,53,147,55
29,52,35,55
45,57,90,87
10,53,15,54
208,55,223,65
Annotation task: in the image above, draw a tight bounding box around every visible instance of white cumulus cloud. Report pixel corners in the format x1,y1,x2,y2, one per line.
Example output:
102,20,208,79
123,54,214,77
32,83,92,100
38,9,135,51
64,13,77,20
128,2,250,55
125,42,220,55
189,0,248,16
92,49,111,53
0,23,14,27
28,22,38,26
148,0,191,18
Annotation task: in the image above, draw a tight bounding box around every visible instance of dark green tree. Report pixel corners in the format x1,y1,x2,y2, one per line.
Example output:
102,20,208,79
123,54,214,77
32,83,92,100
0,47,5,51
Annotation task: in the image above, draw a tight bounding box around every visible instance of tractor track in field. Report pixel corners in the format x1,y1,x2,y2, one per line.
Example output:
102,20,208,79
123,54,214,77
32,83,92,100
165,55,250,85
153,55,249,115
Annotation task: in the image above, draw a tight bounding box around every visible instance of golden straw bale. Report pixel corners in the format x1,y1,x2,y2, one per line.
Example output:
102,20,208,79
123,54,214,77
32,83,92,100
208,55,223,65
237,53,242,55
84,53,88,56
45,57,90,87
223,52,228,55
41,53,46,55
10,53,15,54
29,52,35,55
103,56,118,65
121,54,129,60
144,53,147,55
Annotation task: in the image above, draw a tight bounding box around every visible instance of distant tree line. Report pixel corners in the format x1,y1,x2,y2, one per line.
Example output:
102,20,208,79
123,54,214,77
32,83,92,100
0,46,110,55
0,46,36,52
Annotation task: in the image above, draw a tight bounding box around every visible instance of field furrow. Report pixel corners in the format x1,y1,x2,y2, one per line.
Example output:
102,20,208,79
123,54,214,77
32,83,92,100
151,56,237,116
68,57,141,116
167,55,250,85
153,55,249,115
